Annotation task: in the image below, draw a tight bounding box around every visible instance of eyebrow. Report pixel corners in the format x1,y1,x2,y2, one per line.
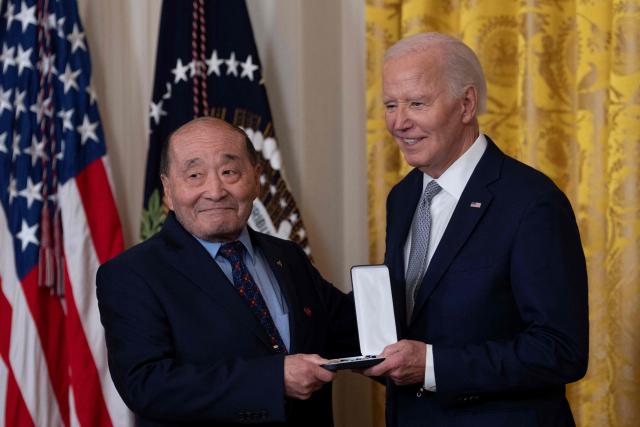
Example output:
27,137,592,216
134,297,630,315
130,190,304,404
383,93,435,104
179,153,243,171
383,92,429,100
221,153,241,163
182,158,204,170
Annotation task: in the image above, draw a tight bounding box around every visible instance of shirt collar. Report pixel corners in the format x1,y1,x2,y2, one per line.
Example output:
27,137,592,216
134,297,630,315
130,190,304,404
195,227,256,264
422,133,488,200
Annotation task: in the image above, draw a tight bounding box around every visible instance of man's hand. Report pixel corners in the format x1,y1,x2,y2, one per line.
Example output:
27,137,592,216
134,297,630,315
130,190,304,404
362,340,426,386
284,354,335,400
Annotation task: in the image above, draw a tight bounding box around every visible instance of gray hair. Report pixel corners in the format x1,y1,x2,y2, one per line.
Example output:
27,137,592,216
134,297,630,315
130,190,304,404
385,32,487,113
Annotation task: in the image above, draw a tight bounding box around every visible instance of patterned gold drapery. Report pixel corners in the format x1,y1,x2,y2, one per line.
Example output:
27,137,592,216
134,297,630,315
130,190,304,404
365,1,640,426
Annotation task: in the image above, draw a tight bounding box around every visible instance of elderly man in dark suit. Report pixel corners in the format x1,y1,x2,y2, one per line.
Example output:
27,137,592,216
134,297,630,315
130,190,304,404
97,117,357,426
363,32,588,426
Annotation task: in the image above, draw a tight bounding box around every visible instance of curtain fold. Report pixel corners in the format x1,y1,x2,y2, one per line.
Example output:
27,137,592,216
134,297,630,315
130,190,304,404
365,1,640,425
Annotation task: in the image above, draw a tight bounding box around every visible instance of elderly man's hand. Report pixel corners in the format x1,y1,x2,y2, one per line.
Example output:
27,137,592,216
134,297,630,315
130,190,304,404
362,340,426,386
284,354,335,400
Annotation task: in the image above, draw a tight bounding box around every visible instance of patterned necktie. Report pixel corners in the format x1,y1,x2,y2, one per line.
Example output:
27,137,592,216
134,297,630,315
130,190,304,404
405,180,442,322
218,241,287,354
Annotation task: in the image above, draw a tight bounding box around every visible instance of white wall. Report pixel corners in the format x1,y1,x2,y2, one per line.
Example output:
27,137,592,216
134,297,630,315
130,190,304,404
77,0,372,425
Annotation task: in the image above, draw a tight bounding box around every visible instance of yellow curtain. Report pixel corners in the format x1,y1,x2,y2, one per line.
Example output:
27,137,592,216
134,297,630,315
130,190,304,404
365,0,640,426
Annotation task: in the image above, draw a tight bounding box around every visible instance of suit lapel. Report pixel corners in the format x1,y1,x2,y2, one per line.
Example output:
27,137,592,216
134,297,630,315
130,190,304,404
410,140,503,324
159,214,273,348
249,231,302,353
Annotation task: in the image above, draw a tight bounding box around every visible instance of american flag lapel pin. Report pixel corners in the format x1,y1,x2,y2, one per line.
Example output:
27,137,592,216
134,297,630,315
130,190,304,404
470,202,482,208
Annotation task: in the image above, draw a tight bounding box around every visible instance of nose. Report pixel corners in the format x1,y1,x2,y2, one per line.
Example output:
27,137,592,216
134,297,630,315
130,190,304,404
203,173,227,200
389,104,411,132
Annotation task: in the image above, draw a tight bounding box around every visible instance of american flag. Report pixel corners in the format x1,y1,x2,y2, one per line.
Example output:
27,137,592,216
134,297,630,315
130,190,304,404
141,0,311,254
0,0,131,426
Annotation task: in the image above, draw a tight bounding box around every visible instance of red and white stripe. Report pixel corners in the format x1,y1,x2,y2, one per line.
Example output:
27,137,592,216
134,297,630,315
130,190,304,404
0,157,132,427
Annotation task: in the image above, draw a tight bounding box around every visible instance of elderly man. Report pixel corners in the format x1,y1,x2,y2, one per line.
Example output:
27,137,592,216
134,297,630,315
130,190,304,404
363,32,588,426
97,117,357,426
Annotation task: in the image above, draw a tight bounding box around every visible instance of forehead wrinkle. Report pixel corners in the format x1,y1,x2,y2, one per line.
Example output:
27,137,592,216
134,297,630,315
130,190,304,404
384,50,445,80
384,68,446,102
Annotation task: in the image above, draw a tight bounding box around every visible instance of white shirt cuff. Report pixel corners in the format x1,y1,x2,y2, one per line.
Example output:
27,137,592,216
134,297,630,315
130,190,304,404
423,344,436,391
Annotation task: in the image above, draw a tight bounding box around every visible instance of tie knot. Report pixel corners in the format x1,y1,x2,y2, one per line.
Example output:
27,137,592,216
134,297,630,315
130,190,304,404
423,180,442,202
218,241,245,263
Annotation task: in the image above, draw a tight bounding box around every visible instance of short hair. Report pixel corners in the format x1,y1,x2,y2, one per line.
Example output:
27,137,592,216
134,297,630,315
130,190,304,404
159,117,259,176
385,32,487,113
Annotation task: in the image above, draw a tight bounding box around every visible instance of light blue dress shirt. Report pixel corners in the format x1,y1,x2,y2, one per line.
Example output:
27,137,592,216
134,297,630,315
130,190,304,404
196,228,291,351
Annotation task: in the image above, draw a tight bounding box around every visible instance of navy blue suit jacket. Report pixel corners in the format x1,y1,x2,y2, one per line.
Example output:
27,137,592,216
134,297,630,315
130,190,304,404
384,139,588,427
96,213,357,426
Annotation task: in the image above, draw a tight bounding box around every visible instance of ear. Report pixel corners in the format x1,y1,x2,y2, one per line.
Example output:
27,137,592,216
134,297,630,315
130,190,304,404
160,174,174,211
253,163,262,194
460,85,478,124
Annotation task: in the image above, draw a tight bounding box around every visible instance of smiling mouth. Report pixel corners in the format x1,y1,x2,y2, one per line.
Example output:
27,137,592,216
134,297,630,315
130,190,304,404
198,206,235,214
401,137,423,146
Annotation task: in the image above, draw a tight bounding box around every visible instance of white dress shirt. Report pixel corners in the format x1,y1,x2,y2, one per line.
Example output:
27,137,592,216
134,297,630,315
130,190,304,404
402,134,488,390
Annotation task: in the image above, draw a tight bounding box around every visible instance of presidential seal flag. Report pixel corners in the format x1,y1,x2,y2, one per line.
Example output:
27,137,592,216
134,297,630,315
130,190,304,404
142,0,311,253
0,0,131,426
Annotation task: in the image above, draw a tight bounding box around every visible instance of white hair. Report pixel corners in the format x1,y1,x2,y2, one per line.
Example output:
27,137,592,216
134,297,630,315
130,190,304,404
385,32,487,113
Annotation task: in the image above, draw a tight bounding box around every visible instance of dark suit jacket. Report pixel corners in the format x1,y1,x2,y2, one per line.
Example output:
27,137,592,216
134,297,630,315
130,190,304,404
96,213,357,426
384,138,588,427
